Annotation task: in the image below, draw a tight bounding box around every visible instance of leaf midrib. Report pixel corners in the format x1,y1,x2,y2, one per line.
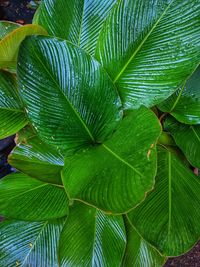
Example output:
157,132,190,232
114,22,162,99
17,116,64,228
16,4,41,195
10,155,63,167
168,151,172,238
0,106,23,112
21,221,48,266
113,0,174,83
102,144,143,177
170,64,200,112
191,126,200,143
91,209,98,266
5,182,63,202
33,51,95,143
7,183,48,200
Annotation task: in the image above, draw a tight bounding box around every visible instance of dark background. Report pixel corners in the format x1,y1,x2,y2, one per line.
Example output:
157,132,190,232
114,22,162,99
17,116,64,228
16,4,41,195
0,1,200,266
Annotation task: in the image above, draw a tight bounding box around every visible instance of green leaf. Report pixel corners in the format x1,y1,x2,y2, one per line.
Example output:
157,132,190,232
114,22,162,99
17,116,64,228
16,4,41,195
18,36,122,152
128,146,200,256
157,131,176,147
164,116,200,168
14,125,38,144
95,0,200,109
0,24,47,69
0,70,28,139
0,173,68,221
123,218,166,267
0,21,20,40
8,136,64,184
59,203,126,267
62,107,161,213
0,218,66,267
158,65,200,124
33,0,118,55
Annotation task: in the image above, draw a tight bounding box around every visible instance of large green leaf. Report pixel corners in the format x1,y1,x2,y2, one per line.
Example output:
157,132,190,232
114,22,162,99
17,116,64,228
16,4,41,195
0,173,68,221
0,24,47,69
158,65,200,124
123,218,166,267
0,21,20,40
18,36,122,152
59,203,126,267
164,116,200,168
128,146,200,256
62,107,161,213
0,218,66,267
95,0,200,109
0,70,27,139
8,136,64,184
33,0,118,55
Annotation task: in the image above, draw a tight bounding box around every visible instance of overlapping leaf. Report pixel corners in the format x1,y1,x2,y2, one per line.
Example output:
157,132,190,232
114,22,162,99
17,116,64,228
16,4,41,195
0,173,68,221
128,146,200,256
95,0,200,109
123,218,166,267
158,65,200,124
0,218,66,267
59,203,126,267
33,0,118,55
164,116,200,168
0,24,47,69
0,21,20,40
62,107,161,213
0,71,27,139
8,136,64,184
18,36,122,152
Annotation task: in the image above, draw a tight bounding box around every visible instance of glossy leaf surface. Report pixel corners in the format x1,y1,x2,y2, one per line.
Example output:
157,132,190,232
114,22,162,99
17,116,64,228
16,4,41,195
33,0,118,55
123,218,166,267
9,136,64,184
0,21,20,40
0,24,47,69
0,218,66,267
0,71,27,139
18,36,122,152
62,107,161,213
158,66,200,124
59,203,126,267
164,116,200,168
0,173,68,221
96,0,200,109
128,146,200,256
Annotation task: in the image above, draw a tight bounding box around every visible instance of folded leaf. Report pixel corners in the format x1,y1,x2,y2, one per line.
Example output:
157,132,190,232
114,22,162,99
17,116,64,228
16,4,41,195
0,24,47,69
158,65,200,124
8,136,64,184
0,21,20,40
33,0,118,55
164,116,200,168
128,146,200,256
14,125,38,144
18,36,122,152
59,203,126,267
0,173,68,221
62,107,161,213
123,218,166,267
96,0,200,109
0,218,66,267
0,71,27,139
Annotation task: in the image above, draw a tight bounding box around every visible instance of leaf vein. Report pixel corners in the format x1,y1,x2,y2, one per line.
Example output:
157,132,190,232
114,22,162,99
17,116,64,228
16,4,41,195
33,51,95,142
102,144,143,177
113,0,175,83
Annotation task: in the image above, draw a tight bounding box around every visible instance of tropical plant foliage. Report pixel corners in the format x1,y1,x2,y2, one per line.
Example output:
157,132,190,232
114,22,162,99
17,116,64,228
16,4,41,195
0,0,200,266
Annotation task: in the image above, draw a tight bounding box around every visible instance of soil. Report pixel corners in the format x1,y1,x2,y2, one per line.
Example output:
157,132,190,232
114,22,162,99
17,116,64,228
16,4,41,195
0,136,15,178
0,1,200,266
0,0,36,24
